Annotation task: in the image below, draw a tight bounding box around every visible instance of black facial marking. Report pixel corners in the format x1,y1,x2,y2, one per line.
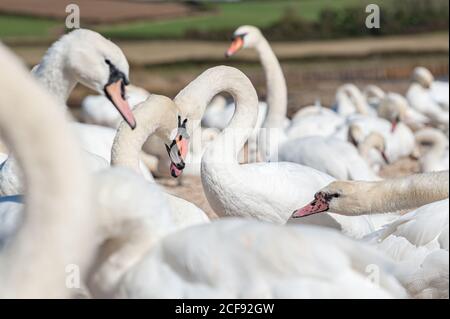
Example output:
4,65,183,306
231,32,247,41
105,59,129,87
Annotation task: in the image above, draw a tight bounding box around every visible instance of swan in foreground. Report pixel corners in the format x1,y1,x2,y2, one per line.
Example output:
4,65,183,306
0,44,96,298
111,94,209,225
116,218,406,298
171,67,388,237
31,29,153,179
173,66,334,224
292,171,449,298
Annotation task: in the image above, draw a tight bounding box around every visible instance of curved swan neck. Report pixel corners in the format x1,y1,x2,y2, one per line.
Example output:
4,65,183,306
416,129,448,156
174,66,259,163
341,85,369,115
111,95,178,173
338,171,449,215
256,38,288,128
32,37,76,104
358,134,380,160
0,45,93,298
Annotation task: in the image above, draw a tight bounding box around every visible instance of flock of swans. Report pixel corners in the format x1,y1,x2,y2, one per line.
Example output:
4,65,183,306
0,25,448,299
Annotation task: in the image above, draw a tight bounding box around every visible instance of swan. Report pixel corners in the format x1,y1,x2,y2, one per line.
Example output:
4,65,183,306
33,29,136,128
226,25,351,161
278,133,384,181
334,113,416,164
110,94,209,226
406,67,449,128
293,171,448,218
170,66,335,224
377,92,429,130
116,218,406,298
31,28,153,179
0,44,96,298
333,84,375,117
364,84,385,108
0,149,108,196
415,128,449,173
292,171,449,298
85,169,406,299
81,85,150,128
171,66,388,237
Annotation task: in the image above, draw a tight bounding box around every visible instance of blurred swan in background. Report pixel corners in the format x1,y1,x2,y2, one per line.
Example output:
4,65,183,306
407,67,449,129
415,128,449,173
278,133,385,181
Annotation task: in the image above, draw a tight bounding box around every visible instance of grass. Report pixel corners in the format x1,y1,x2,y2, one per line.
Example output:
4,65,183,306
98,0,390,39
0,15,59,38
0,0,404,40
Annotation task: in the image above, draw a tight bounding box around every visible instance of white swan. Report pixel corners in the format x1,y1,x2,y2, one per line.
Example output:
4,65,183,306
85,168,406,299
406,67,449,128
292,171,449,298
333,84,375,117
364,84,385,108
110,94,209,226
278,133,384,181
415,128,449,173
31,28,153,179
172,66,386,237
334,113,416,164
116,218,406,298
0,44,95,298
378,92,429,130
226,26,353,162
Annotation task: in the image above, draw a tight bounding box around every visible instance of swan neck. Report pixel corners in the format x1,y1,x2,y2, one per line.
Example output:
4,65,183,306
111,96,177,174
175,67,259,163
354,171,449,214
0,45,93,298
257,39,287,128
33,44,76,104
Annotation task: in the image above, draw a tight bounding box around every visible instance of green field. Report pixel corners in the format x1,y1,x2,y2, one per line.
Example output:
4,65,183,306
0,15,59,38
98,0,387,39
0,0,391,40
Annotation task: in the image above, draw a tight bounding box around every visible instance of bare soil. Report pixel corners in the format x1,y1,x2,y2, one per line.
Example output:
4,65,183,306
0,0,194,24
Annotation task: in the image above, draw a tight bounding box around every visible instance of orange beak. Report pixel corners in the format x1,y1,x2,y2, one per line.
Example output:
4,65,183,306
176,136,189,159
105,79,136,129
226,37,244,57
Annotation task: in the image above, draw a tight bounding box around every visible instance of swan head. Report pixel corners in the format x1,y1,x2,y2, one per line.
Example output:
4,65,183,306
363,132,389,164
379,93,422,132
292,181,373,217
363,85,385,106
225,25,263,57
64,29,136,129
348,126,389,164
166,115,190,178
412,66,434,89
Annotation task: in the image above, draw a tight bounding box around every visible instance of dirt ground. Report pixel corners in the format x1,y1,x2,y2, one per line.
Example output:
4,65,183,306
0,0,194,24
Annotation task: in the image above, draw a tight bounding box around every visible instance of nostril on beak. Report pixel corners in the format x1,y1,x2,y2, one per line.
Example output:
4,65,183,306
177,162,185,170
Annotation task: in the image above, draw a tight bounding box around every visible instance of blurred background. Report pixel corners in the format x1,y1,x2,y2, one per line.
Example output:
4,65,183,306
1,0,448,116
